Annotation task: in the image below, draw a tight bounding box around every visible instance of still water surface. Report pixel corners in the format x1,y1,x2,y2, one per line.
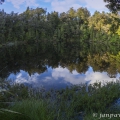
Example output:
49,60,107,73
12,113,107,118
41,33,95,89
1,42,120,90
7,66,119,90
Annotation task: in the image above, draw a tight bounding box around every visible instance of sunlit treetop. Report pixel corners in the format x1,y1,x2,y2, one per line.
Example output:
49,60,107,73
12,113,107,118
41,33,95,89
104,0,120,13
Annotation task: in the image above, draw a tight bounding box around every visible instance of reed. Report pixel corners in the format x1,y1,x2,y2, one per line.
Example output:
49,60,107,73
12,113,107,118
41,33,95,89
1,80,120,120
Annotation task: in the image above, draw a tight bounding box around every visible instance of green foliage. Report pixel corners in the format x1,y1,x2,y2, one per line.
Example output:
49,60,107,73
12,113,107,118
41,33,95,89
1,80,120,120
0,6,120,43
1,5,120,120
116,26,120,35
0,99,55,120
104,0,120,13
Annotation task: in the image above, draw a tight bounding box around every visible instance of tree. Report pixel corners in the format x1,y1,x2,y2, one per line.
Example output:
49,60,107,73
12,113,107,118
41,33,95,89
0,0,4,4
67,7,76,19
104,0,120,13
76,7,90,20
88,11,120,35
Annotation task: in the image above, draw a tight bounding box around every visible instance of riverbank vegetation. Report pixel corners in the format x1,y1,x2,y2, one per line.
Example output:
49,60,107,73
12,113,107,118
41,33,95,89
1,2,120,119
1,80,120,120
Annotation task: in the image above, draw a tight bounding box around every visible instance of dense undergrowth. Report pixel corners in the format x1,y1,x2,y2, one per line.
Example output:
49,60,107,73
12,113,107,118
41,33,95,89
0,80,120,120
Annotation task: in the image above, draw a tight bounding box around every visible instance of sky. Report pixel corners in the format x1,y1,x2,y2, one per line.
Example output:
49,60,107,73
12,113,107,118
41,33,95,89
0,0,109,15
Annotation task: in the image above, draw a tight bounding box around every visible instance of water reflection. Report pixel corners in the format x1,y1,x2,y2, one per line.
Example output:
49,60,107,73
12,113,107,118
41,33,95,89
1,42,120,90
8,66,118,90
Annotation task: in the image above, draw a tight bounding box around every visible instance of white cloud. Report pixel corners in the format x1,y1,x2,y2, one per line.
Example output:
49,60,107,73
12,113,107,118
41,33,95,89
7,0,38,9
45,0,108,13
51,66,117,85
84,0,108,12
8,66,117,89
15,70,39,84
85,70,116,85
52,66,85,84
6,0,109,13
15,72,29,83
51,0,81,13
72,70,79,75
44,77,52,82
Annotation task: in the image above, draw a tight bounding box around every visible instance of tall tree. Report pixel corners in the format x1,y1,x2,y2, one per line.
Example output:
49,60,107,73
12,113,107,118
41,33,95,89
67,7,76,19
76,7,90,20
104,0,120,13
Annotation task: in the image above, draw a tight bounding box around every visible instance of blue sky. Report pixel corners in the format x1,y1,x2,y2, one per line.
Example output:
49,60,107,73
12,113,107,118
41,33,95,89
0,0,109,14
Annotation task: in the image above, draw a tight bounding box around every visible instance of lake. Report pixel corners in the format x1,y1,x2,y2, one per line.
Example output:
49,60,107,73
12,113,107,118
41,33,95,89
1,41,120,90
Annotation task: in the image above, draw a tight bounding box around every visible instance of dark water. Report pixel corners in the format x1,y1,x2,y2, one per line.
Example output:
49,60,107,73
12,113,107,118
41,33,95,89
1,41,120,90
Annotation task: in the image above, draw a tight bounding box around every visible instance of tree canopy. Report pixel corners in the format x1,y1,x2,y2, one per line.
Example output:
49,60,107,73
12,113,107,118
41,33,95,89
104,0,120,13
0,6,120,44
0,0,4,4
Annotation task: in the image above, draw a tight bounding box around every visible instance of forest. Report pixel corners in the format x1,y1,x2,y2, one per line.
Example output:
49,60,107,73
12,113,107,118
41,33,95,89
0,42,120,79
0,6,120,44
1,1,120,120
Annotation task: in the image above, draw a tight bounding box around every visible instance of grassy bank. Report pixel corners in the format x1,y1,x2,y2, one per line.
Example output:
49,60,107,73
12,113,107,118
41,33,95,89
1,81,120,120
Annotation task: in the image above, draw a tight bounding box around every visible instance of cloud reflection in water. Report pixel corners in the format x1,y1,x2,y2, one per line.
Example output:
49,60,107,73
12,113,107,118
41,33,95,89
8,66,118,89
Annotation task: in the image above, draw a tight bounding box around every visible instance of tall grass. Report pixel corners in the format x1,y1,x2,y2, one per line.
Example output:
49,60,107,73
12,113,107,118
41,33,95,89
0,80,120,120
0,99,55,120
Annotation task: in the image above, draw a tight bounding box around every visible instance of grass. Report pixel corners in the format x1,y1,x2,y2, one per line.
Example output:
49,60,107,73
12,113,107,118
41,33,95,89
1,80,120,120
0,99,55,120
